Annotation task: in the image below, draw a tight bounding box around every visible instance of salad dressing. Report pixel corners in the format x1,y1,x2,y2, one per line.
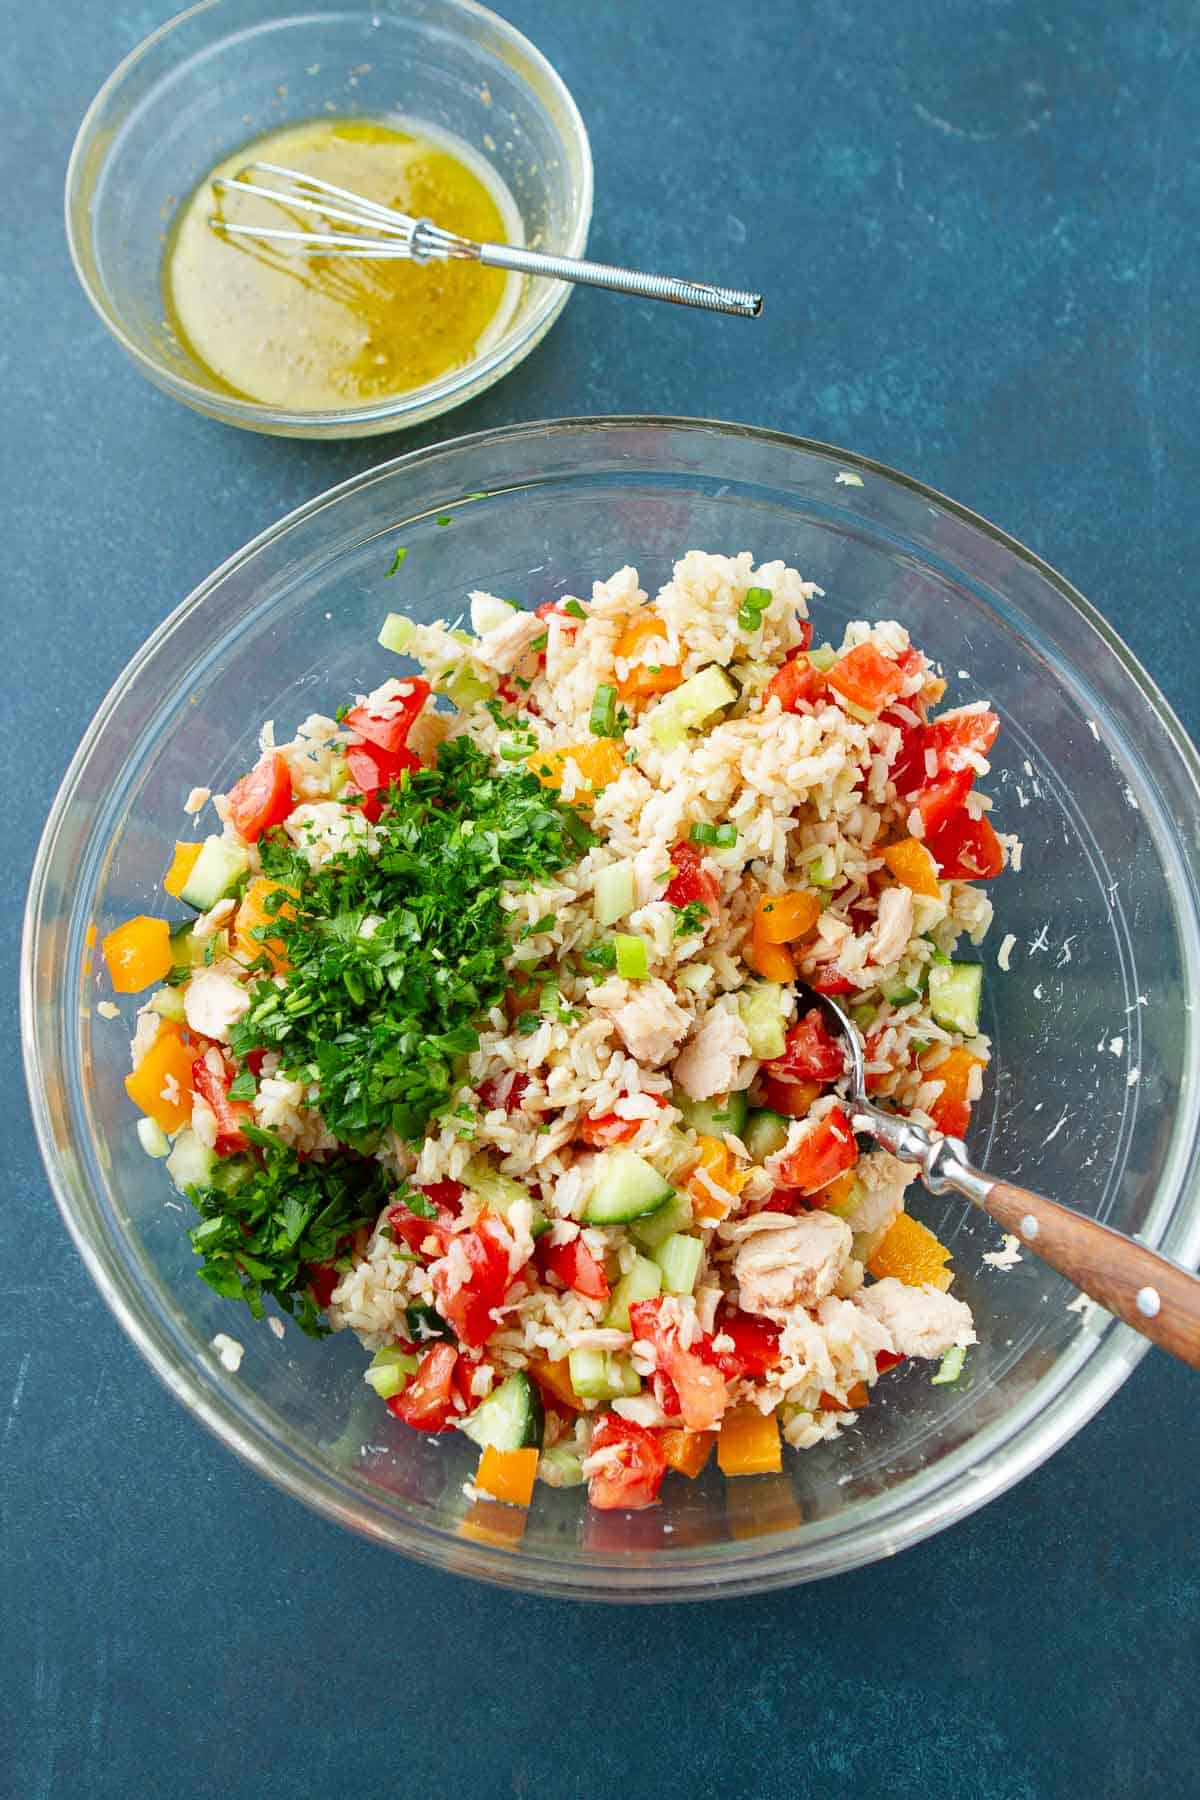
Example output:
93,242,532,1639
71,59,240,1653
164,118,520,411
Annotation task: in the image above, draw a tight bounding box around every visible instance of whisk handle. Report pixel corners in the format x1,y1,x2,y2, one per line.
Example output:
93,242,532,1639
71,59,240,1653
476,242,762,318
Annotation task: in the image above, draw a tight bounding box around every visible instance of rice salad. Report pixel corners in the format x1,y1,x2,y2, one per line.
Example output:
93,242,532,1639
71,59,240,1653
102,549,1013,1512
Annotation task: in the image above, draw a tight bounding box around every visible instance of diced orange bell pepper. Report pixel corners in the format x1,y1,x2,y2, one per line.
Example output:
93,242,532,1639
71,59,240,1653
458,1498,530,1548
813,1167,859,1215
124,1025,196,1133
474,1445,539,1508
880,836,941,899
234,876,297,972
754,890,822,945
820,1380,871,1411
528,1356,584,1412
162,842,203,900
659,1429,716,1478
614,612,683,702
922,1045,985,1139
102,916,173,994
85,923,97,949
867,1211,954,1291
717,1406,782,1477
745,920,796,982
526,740,626,799
687,1132,747,1223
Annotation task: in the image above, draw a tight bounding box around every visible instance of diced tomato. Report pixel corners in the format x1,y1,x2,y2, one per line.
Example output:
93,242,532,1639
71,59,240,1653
925,708,999,773
698,1308,782,1381
535,599,580,628
629,1298,727,1432
924,808,1005,879
432,1215,517,1348
345,739,421,804
227,752,294,842
772,1104,858,1194
765,1008,846,1084
664,842,721,916
537,1235,610,1302
345,678,431,755
808,964,856,996
386,1343,463,1433
883,711,930,796
190,1057,252,1155
578,1095,666,1149
760,1076,822,1118
387,1181,463,1259
913,768,974,834
477,1071,531,1116
876,1349,906,1374
764,650,823,713
306,1262,340,1310
586,1413,668,1511
827,642,905,714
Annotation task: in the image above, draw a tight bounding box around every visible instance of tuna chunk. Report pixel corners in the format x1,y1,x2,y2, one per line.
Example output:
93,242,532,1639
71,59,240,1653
183,966,250,1043
842,1150,916,1238
857,1277,976,1358
673,999,751,1101
733,1210,853,1314
587,977,691,1067
868,884,914,970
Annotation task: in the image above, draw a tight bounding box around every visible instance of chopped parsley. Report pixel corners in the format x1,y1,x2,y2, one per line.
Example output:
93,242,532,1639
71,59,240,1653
563,599,587,620
672,900,709,938
386,546,408,576
227,1069,257,1100
436,514,453,527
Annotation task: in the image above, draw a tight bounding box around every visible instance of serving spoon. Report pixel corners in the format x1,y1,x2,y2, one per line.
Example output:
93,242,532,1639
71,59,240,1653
805,985,1200,1368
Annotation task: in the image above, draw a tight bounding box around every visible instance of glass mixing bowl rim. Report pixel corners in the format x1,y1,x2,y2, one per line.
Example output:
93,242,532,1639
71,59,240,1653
63,0,595,431
23,414,1200,1598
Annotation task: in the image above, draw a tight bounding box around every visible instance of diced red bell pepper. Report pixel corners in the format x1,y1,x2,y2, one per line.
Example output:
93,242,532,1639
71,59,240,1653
808,964,856,996
698,1308,782,1381
190,1057,252,1156
924,809,1004,879
664,842,722,915
765,1008,846,1084
431,1215,517,1348
227,752,295,842
629,1298,727,1432
772,1104,858,1194
875,1349,906,1374
764,649,823,713
477,1071,531,1116
586,1413,668,1511
537,1235,610,1302
386,1343,464,1433
827,642,905,713
345,678,431,755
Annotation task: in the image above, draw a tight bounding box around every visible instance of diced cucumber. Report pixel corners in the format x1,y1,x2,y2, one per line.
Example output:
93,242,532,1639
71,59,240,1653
928,962,983,1036
166,1127,215,1193
406,1302,455,1343
169,922,207,971
364,1345,420,1399
880,974,921,1006
652,1233,703,1295
459,1371,544,1450
567,1349,642,1402
676,963,714,995
911,893,949,935
583,1150,675,1225
210,1156,253,1196
849,1002,878,1032
652,1130,703,1186
673,1089,749,1138
738,981,788,1060
377,612,417,654
931,1344,967,1387
604,1254,663,1329
808,643,838,672
742,1108,790,1161
445,662,496,710
614,933,649,980
136,1117,170,1159
538,1444,586,1487
594,859,636,926
150,985,188,1023
470,592,521,636
629,1186,694,1248
462,1158,551,1237
180,836,250,912
807,845,838,887
647,665,738,750
822,1176,864,1219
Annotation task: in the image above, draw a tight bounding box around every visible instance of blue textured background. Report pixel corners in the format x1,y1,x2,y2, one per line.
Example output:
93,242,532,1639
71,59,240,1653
4,2,1199,1795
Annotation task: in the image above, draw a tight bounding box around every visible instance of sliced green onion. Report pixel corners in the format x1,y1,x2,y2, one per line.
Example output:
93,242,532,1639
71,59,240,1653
385,546,407,576
931,1344,967,1386
713,823,738,847
589,683,619,738
530,632,549,652
614,934,649,980
689,821,720,845
564,599,587,620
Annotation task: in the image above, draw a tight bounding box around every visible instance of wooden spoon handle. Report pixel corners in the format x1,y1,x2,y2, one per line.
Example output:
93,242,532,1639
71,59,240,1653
984,1181,1200,1367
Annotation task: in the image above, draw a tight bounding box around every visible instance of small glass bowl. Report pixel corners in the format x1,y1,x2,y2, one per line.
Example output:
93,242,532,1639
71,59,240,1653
64,0,593,438
24,419,1200,1598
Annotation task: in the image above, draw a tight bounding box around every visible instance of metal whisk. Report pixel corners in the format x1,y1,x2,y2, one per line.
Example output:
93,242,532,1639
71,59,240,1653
210,162,763,319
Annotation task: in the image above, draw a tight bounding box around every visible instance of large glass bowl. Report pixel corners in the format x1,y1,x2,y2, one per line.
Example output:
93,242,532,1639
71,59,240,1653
64,0,592,438
22,418,1200,1599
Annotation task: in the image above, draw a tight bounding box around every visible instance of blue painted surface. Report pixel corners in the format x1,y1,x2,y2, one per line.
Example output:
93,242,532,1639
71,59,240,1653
3,2,1199,1794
